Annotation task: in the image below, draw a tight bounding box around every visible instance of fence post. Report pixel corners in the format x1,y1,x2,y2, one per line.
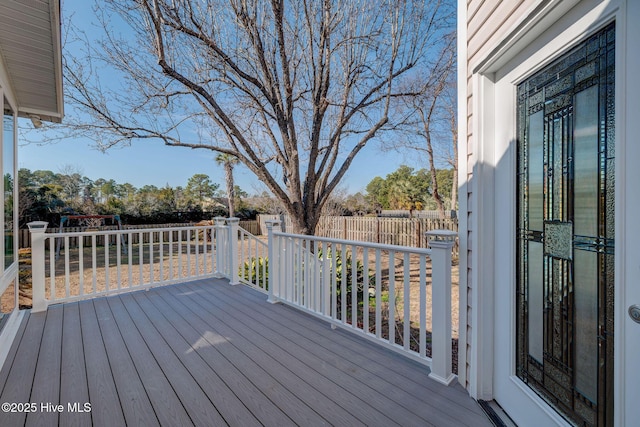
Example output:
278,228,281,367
227,217,240,285
425,229,457,386
28,221,49,313
213,217,226,278
265,220,281,303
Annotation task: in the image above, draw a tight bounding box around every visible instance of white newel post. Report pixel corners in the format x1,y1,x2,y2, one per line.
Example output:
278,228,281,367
28,221,49,313
265,220,280,303
227,218,240,285
213,217,226,278
426,229,457,386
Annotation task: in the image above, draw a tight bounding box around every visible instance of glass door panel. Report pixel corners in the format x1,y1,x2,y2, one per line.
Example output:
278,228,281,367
516,23,615,427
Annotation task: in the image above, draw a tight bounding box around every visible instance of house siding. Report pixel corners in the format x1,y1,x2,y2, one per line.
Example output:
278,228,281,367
462,0,540,390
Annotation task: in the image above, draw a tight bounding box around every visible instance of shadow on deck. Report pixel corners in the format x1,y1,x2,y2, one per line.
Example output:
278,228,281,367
0,278,490,426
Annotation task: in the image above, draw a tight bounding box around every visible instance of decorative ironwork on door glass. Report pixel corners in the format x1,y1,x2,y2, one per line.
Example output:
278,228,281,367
516,23,615,427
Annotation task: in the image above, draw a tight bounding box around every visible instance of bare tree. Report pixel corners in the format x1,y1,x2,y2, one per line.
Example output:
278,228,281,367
443,81,458,211
57,0,453,234
394,32,456,219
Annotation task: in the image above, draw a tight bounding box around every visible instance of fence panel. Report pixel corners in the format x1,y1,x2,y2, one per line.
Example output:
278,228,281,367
256,215,459,255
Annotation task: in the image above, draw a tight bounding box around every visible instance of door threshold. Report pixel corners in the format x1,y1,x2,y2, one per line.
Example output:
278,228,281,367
478,400,518,427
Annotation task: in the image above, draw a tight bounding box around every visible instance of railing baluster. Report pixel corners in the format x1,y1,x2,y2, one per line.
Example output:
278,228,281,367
79,237,84,297
138,231,144,286
105,234,110,292
351,244,357,329
331,244,337,320
389,250,395,346
178,230,183,279
159,231,164,282
92,235,97,295
186,229,192,277
288,237,294,302
419,254,427,358
64,236,70,298
296,238,302,305
375,249,381,339
116,232,121,291
49,237,55,302
149,232,154,284
169,229,174,280
363,247,369,334
128,232,133,288
322,242,330,316
340,242,346,324
403,252,410,351
314,240,321,313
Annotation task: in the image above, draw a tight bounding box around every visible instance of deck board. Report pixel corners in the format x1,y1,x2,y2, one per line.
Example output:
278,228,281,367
0,278,492,427
59,303,91,427
78,299,126,427
117,293,228,426
185,281,472,426
219,281,486,424
161,284,374,427
93,298,159,425
105,296,194,426
176,282,404,426
129,291,262,427
26,305,63,427
0,312,46,426
143,289,300,426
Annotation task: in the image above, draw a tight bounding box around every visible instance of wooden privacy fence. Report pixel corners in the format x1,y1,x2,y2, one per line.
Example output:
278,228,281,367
258,215,459,255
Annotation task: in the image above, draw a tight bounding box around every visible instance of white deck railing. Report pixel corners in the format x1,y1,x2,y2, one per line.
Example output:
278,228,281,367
263,220,457,385
28,222,221,306
28,218,456,385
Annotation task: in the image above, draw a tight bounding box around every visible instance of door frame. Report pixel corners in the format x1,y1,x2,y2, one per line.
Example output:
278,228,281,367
467,0,638,425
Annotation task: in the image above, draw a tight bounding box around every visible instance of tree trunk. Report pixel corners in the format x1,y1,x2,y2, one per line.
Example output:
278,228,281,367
449,105,458,212
224,163,235,217
426,131,446,219
288,205,319,236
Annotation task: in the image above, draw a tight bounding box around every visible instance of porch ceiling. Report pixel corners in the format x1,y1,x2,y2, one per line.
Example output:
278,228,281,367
0,0,63,123
0,279,490,426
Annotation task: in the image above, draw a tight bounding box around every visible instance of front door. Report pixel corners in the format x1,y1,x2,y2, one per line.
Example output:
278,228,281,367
516,23,614,426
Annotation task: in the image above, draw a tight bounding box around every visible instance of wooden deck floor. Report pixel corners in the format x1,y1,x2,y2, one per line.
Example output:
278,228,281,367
0,279,491,426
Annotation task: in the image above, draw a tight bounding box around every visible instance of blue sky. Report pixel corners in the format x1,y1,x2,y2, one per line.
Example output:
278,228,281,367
18,127,414,194
18,0,428,195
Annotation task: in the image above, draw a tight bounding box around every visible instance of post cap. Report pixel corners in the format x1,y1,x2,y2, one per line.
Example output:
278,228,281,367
226,217,240,224
425,229,457,247
265,220,281,228
213,217,226,225
27,221,48,232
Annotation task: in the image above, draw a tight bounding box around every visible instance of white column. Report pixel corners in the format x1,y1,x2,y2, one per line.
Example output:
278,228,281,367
227,217,240,285
426,229,457,385
213,217,226,278
265,220,280,303
28,221,49,313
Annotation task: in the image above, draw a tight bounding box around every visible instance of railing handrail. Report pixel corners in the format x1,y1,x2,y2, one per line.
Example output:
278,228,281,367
273,230,433,255
238,227,268,249
42,224,216,238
